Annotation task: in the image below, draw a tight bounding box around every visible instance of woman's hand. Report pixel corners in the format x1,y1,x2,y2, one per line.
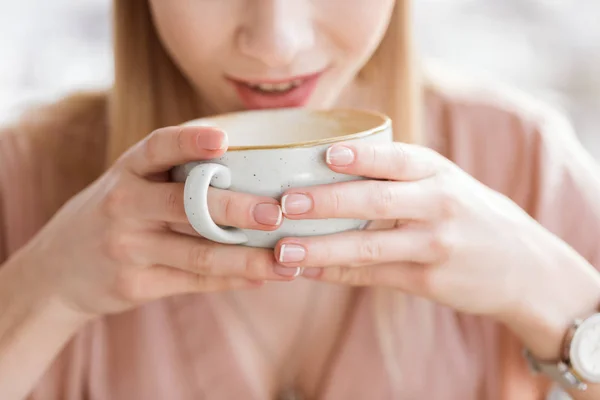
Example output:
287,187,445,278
12,125,290,318
275,142,600,337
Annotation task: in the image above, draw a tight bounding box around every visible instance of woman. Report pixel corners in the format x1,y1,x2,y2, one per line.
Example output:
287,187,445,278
1,0,599,399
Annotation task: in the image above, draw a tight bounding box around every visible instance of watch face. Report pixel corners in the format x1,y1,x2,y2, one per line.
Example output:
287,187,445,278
571,314,600,383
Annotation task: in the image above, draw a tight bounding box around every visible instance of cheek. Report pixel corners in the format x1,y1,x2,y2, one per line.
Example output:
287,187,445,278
319,0,396,59
148,0,237,78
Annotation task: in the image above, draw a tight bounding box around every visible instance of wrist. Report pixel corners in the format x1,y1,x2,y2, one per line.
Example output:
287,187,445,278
0,256,90,400
498,240,600,361
0,251,92,333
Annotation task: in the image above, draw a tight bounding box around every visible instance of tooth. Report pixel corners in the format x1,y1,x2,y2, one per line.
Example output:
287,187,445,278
258,83,275,91
274,82,292,91
248,80,301,93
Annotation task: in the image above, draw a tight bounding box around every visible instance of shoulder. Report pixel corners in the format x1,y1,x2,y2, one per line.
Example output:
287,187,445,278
422,61,572,133
423,63,600,262
0,91,109,217
422,62,586,200
1,90,109,156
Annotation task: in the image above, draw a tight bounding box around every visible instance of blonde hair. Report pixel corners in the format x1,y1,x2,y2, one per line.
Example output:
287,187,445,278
109,0,427,394
108,0,420,164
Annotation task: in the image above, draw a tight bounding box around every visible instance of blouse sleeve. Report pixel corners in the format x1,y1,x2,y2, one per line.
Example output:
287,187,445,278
0,126,91,400
499,108,600,400
443,94,600,400
519,110,600,268
0,132,8,266
0,195,5,266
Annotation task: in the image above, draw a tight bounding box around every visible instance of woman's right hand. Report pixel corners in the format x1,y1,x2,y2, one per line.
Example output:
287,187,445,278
14,125,289,318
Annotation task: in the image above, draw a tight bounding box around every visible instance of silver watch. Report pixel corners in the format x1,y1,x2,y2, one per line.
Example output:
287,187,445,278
525,313,600,391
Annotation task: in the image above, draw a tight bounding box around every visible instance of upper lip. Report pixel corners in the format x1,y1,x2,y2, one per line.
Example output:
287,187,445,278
226,70,325,85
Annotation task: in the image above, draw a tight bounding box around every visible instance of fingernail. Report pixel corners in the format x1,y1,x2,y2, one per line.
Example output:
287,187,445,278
199,129,228,150
278,244,306,263
281,194,313,215
326,145,355,166
302,268,322,279
253,203,282,226
274,266,302,278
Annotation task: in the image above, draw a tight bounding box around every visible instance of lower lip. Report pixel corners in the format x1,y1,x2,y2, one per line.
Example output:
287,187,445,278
230,73,321,109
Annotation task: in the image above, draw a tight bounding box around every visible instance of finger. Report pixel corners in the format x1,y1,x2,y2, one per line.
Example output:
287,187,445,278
324,142,444,181
138,231,296,281
274,226,448,268
118,265,264,301
302,262,429,295
122,126,228,176
282,180,441,221
207,188,283,230
110,181,188,223
168,222,199,237
119,181,282,229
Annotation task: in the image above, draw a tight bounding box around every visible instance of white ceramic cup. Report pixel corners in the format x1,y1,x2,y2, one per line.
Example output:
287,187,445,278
171,108,392,248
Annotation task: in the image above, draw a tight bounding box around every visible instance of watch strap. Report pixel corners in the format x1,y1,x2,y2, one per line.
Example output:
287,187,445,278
524,349,587,391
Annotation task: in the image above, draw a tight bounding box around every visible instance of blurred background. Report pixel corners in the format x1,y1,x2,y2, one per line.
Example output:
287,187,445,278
1,0,599,156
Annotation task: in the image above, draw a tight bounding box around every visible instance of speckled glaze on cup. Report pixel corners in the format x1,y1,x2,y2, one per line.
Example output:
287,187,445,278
171,108,392,248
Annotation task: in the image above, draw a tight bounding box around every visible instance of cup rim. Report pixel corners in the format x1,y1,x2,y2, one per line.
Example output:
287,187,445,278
181,107,391,151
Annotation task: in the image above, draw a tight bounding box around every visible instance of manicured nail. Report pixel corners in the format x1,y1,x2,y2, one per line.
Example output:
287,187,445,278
199,129,228,150
326,145,355,166
302,268,322,279
253,203,282,226
281,194,313,215
278,244,306,263
274,266,302,278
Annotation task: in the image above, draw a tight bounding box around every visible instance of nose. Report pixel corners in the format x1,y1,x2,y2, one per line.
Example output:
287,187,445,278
237,0,315,68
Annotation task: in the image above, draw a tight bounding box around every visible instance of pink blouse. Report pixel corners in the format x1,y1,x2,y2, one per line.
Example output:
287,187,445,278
1,70,599,399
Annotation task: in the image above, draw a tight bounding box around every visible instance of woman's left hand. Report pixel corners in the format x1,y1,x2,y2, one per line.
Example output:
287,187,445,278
275,141,600,323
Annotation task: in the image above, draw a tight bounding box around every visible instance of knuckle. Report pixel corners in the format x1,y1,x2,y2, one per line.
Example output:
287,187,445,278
217,193,236,223
370,183,396,217
143,130,163,165
390,143,409,172
103,230,137,264
325,188,344,214
318,243,333,266
357,238,383,264
194,274,208,290
435,184,462,220
356,267,376,285
187,244,214,274
242,254,269,277
165,188,182,217
175,127,187,153
101,178,131,218
366,143,379,166
113,270,146,303
427,229,454,264
335,267,366,285
415,269,438,296
333,267,353,284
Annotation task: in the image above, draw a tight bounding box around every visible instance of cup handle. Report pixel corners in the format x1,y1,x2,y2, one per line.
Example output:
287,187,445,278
183,163,249,244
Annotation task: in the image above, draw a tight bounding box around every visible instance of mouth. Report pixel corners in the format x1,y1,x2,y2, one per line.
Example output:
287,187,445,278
227,70,324,109
244,79,305,94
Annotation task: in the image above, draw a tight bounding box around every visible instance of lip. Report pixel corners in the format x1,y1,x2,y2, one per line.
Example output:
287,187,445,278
227,70,324,110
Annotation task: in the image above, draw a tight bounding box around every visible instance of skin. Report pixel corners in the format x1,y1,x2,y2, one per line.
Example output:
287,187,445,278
149,0,394,112
1,0,600,398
